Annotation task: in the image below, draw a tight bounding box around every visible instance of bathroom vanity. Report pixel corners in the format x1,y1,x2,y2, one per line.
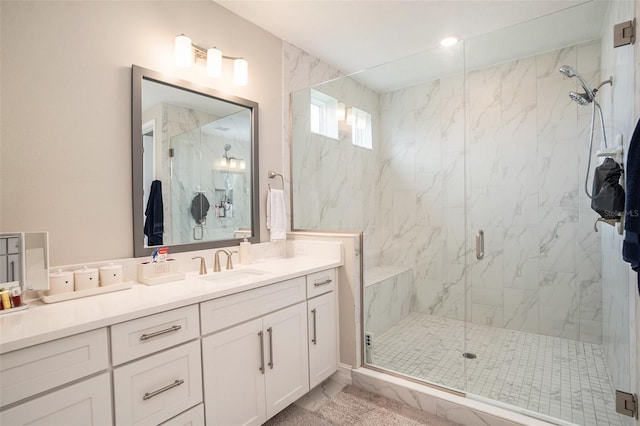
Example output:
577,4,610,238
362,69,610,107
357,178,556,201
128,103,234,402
0,247,341,426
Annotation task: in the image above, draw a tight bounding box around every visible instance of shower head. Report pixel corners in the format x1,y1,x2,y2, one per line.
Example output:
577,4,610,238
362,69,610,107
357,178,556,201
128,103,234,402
559,65,577,78
569,91,592,106
559,64,595,101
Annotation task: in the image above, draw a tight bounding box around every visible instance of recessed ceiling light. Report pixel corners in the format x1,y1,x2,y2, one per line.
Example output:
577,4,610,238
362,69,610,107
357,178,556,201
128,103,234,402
440,36,459,47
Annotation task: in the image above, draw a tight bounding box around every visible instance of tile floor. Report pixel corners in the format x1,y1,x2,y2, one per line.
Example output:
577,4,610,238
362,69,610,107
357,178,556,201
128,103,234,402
369,312,626,426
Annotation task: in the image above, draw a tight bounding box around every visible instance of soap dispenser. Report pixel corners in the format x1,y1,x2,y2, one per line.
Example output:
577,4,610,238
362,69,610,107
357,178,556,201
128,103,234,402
239,235,251,265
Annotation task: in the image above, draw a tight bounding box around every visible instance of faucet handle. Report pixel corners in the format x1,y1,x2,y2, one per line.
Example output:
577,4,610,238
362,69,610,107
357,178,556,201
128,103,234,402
191,256,207,275
227,251,238,270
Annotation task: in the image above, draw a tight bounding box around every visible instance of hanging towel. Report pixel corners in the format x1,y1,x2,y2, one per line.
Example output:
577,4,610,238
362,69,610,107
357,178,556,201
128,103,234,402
266,189,287,241
190,193,210,225
144,180,164,246
623,117,640,294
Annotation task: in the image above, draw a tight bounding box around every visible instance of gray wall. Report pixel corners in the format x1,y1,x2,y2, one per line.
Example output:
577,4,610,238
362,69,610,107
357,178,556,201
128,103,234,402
0,1,283,265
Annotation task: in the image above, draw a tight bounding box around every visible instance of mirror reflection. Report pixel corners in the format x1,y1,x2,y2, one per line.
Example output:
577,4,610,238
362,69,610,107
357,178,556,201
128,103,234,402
132,66,259,257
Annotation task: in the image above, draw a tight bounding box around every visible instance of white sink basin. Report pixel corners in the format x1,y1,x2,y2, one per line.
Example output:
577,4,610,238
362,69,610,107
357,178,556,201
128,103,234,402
198,269,268,285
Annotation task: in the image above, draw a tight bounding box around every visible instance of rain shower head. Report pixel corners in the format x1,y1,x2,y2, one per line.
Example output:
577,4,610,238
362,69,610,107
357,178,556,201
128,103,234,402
559,64,595,102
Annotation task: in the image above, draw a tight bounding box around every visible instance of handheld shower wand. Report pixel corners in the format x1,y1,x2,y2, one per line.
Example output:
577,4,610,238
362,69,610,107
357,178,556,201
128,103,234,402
559,65,614,199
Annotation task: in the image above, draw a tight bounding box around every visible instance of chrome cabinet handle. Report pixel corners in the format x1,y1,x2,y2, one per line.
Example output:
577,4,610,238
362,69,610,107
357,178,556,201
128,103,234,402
258,331,265,374
140,325,182,341
267,327,274,369
311,308,317,345
314,279,332,287
142,379,184,400
476,230,485,260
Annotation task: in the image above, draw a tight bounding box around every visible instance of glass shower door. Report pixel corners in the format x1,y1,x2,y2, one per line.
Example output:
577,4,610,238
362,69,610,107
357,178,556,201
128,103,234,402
463,3,635,425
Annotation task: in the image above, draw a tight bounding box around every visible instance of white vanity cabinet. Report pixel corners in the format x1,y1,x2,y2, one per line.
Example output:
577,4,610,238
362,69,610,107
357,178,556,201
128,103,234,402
201,277,310,425
306,269,338,389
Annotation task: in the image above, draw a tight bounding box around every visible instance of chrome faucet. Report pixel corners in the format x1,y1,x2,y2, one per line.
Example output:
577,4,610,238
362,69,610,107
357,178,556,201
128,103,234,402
214,249,232,272
191,256,207,275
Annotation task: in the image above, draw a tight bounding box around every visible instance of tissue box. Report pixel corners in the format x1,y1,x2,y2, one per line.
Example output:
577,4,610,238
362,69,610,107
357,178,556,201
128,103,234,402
137,260,185,285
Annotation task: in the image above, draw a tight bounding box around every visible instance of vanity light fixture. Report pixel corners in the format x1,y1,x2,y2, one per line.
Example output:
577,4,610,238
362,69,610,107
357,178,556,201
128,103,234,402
175,34,248,86
440,36,459,48
218,144,246,170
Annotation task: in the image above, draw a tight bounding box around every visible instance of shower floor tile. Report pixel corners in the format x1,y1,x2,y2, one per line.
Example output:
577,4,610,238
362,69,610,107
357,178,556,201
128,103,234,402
369,312,625,426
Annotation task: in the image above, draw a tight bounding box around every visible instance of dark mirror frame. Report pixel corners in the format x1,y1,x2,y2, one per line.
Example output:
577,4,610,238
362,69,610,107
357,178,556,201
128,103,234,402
131,65,260,258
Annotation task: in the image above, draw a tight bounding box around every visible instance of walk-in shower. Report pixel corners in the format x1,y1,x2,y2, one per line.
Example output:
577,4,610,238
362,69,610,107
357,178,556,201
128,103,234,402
290,2,635,425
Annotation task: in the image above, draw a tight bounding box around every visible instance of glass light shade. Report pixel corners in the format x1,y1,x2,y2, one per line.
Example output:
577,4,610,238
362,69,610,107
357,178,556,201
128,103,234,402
346,108,354,125
175,34,192,67
239,160,246,170
219,157,228,168
207,48,222,77
336,103,346,121
229,159,237,169
233,58,248,86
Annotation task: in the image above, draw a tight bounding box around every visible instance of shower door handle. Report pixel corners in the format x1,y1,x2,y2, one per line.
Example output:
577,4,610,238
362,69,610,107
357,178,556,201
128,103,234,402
476,230,484,260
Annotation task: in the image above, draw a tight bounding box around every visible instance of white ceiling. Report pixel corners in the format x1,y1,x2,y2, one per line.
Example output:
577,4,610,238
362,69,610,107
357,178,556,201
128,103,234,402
217,0,609,91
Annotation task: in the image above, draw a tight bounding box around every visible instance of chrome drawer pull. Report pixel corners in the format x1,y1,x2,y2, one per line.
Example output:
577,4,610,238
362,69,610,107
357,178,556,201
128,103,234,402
311,308,317,345
267,327,274,369
314,279,332,287
142,379,184,400
258,331,265,374
140,325,182,341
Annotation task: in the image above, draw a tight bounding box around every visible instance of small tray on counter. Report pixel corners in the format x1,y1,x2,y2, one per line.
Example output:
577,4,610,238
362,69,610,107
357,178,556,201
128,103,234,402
38,281,133,304
0,304,29,315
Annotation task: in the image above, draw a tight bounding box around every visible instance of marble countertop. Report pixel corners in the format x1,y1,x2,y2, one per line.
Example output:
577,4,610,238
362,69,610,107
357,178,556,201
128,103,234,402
0,255,342,354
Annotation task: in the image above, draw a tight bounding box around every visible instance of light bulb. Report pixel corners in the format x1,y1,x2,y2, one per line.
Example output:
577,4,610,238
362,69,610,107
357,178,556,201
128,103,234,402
440,36,459,48
207,48,222,78
175,34,192,67
233,58,248,86
336,103,346,121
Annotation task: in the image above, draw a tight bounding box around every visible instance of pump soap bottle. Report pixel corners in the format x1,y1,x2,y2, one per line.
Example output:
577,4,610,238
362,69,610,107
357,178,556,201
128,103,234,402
239,235,251,265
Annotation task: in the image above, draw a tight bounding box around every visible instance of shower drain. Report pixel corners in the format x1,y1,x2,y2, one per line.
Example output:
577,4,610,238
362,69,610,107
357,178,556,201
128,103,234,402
462,352,477,359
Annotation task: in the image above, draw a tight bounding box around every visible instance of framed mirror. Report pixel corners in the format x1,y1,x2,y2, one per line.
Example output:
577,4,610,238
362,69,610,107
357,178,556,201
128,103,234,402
132,65,259,258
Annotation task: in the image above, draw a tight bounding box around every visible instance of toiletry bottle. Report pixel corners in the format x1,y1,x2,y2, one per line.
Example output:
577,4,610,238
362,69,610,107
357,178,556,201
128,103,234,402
239,235,251,265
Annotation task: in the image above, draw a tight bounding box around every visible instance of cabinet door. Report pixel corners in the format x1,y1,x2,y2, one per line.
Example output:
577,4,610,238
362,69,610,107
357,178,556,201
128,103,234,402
264,302,309,419
308,291,338,389
202,317,266,426
0,373,112,426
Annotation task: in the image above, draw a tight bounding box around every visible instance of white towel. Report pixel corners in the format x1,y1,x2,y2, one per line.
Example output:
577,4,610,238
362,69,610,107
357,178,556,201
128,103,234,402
267,189,287,241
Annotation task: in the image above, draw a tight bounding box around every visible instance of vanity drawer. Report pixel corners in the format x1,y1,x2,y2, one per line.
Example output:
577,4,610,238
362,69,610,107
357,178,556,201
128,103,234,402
159,403,205,426
111,305,200,365
200,277,306,335
0,328,109,407
0,372,112,426
113,340,203,426
306,269,336,298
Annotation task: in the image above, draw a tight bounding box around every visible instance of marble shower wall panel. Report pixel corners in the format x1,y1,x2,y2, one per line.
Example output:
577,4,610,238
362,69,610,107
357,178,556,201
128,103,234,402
463,42,602,342
382,77,466,322
290,69,381,263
